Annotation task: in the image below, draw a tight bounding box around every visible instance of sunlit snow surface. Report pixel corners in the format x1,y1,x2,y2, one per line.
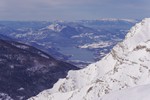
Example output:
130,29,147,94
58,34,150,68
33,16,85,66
29,18,150,100
101,84,150,100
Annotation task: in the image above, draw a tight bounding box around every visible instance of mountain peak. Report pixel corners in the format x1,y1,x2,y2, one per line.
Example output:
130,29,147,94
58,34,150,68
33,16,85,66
123,18,150,50
47,23,66,32
29,18,150,100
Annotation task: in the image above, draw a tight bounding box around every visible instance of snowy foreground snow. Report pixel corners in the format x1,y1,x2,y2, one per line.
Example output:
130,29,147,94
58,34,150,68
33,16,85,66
29,18,150,100
101,84,150,100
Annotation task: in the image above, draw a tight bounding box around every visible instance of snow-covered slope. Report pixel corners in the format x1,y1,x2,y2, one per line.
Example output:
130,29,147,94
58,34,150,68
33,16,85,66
29,18,150,100
101,84,150,100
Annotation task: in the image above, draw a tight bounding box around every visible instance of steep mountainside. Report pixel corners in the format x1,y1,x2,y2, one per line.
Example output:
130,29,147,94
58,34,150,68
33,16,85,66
29,18,150,100
0,39,78,100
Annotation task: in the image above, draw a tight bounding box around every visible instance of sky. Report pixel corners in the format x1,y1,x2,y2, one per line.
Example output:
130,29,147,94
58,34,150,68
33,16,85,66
0,0,150,21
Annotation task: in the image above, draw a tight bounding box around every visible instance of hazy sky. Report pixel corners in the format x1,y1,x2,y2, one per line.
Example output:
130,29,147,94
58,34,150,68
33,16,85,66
0,0,150,21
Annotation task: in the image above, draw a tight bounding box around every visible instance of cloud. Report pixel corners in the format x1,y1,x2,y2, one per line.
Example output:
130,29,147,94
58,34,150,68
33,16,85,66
0,0,150,20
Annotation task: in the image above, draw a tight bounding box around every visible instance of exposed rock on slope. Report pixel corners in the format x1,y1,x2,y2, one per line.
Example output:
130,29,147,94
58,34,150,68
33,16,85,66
0,39,78,100
30,18,150,100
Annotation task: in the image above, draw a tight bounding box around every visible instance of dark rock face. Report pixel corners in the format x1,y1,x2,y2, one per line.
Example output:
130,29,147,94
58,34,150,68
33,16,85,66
0,39,78,100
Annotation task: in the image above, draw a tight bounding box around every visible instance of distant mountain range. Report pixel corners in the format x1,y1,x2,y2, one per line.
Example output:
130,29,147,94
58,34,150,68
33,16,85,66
0,19,138,68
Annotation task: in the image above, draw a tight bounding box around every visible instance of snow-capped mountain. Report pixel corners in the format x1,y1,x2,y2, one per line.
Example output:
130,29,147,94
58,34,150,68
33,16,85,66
0,39,78,100
46,23,67,32
77,18,138,30
0,20,136,68
29,18,150,100
97,18,137,23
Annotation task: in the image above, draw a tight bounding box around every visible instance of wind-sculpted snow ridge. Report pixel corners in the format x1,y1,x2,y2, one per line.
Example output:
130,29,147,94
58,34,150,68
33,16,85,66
29,18,150,100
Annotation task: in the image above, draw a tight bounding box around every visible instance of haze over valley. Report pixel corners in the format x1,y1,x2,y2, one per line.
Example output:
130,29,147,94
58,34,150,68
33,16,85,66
0,0,150,100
